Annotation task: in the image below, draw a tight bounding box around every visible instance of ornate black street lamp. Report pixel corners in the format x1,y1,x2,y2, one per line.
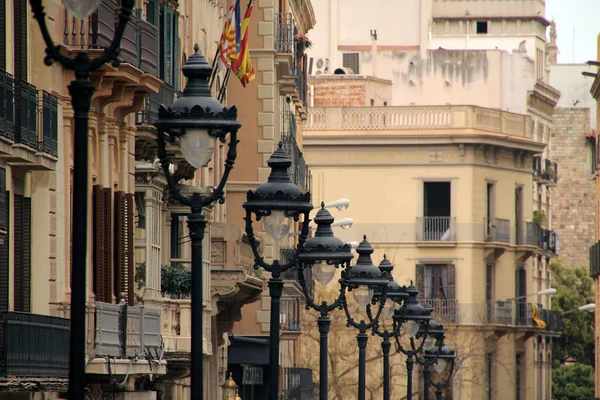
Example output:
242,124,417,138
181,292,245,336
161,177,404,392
243,143,313,400
416,320,445,400
424,338,456,400
366,255,408,400
296,204,354,400
341,236,389,400
29,1,136,398
393,284,432,400
154,46,241,400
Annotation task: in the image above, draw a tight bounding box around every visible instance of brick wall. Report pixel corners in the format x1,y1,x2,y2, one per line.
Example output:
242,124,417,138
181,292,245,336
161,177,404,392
308,75,393,107
551,107,596,268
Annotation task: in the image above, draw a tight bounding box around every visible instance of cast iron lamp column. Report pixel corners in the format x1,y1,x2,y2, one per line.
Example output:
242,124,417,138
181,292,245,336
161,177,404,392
243,144,314,400
28,1,135,398
341,236,390,400
392,284,432,400
424,338,456,400
414,320,445,400
154,46,241,400
366,255,408,400
296,204,354,400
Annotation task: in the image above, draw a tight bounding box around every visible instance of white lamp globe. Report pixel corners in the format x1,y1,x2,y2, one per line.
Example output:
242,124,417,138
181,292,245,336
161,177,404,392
434,359,448,374
352,286,374,307
179,129,216,169
403,320,420,338
62,0,103,20
313,261,335,285
423,336,436,351
262,210,292,241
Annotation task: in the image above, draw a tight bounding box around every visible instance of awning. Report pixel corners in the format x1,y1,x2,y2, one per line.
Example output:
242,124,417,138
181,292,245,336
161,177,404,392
228,335,270,366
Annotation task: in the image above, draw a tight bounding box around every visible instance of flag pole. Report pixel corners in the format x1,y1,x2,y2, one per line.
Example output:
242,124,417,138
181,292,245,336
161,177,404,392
209,46,221,90
218,69,232,103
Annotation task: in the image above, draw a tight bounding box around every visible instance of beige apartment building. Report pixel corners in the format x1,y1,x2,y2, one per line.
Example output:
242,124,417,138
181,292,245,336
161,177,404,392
0,0,281,398
301,75,562,399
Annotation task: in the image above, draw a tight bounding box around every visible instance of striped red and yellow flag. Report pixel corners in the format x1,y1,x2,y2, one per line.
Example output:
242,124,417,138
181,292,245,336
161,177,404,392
231,0,255,87
217,0,239,71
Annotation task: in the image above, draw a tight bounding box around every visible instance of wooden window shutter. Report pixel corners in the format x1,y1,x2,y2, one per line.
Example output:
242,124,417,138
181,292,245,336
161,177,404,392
0,189,8,312
415,264,425,300
447,264,455,299
93,185,112,303
126,193,134,305
13,194,30,312
0,168,6,233
13,0,26,80
114,192,134,305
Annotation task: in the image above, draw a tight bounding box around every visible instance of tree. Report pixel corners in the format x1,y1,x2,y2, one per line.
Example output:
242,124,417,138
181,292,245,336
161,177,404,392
552,363,595,400
550,260,595,366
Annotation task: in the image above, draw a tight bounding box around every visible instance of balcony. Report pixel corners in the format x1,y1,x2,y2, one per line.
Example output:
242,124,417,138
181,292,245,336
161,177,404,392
62,1,159,75
86,301,166,376
280,296,302,333
421,298,457,323
515,303,563,335
416,216,456,242
282,367,317,400
533,156,558,186
281,132,312,193
0,312,69,378
483,218,510,243
304,106,533,140
275,12,295,77
486,301,513,326
0,73,59,168
135,84,175,161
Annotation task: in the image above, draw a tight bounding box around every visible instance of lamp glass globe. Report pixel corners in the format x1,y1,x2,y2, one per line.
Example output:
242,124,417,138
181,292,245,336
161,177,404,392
179,129,216,169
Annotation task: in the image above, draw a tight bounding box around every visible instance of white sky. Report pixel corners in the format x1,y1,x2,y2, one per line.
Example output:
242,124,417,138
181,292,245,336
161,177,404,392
546,0,600,63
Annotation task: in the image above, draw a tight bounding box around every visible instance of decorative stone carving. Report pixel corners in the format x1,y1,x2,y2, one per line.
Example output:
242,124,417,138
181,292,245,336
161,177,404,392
211,240,226,265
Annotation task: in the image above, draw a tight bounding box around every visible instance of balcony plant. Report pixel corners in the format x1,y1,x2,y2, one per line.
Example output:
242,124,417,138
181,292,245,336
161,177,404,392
161,263,192,299
533,210,547,227
294,32,312,53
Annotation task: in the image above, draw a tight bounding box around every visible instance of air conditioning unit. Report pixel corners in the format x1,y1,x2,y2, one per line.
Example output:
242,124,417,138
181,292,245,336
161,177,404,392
309,57,329,75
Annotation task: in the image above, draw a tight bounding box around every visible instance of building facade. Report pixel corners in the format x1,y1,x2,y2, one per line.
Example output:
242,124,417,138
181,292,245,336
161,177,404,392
302,75,562,399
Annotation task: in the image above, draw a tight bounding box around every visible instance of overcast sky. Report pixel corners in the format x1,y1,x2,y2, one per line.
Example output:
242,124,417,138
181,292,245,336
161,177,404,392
546,0,600,63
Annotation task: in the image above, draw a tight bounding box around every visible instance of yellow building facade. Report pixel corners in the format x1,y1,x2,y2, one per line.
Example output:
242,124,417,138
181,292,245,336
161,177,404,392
301,76,561,399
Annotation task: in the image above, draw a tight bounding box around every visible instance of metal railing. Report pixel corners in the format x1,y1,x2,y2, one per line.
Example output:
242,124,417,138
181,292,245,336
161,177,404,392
93,301,161,358
484,218,510,243
294,55,308,107
421,298,457,323
486,301,513,325
64,2,158,74
416,216,456,241
525,221,542,247
0,312,69,377
136,84,175,125
282,367,317,400
515,302,534,327
533,156,558,184
275,13,295,54
280,296,301,332
15,79,38,150
281,132,312,193
38,90,59,156
0,70,14,141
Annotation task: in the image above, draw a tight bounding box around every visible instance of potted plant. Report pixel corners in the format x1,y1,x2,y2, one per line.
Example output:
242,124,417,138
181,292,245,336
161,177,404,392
294,32,312,55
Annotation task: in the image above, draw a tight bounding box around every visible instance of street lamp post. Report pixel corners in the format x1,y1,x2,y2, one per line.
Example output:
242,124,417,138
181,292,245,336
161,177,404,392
28,1,135,398
415,320,446,400
243,143,314,400
424,338,456,400
393,284,432,400
340,236,390,400
296,204,354,400
154,46,242,400
366,255,409,400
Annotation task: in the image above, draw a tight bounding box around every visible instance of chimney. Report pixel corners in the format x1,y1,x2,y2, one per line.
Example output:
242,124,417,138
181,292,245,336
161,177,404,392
370,29,378,78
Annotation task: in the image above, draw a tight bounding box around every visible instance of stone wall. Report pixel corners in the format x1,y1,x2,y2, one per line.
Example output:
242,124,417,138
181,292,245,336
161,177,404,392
551,107,596,268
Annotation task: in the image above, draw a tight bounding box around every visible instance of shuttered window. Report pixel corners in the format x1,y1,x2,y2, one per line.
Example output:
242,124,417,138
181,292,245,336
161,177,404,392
13,194,31,313
93,185,113,303
159,5,178,88
415,264,455,299
114,192,134,305
0,168,8,311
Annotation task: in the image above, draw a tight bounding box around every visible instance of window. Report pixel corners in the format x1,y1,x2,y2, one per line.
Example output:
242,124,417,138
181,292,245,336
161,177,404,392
486,182,495,237
589,136,597,173
515,268,527,324
13,194,31,312
93,185,113,303
342,53,360,74
170,213,183,260
485,353,494,400
477,21,488,34
160,4,179,88
516,353,524,400
416,264,456,322
422,182,452,240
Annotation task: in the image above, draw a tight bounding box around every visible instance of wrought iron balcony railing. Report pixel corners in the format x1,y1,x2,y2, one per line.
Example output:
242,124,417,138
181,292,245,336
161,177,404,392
486,300,513,325
136,84,175,126
0,70,14,141
533,156,558,184
0,312,69,377
416,216,456,241
281,132,312,193
14,79,38,150
63,1,158,74
275,13,294,54
38,91,59,157
282,367,317,400
421,298,458,323
484,217,510,243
